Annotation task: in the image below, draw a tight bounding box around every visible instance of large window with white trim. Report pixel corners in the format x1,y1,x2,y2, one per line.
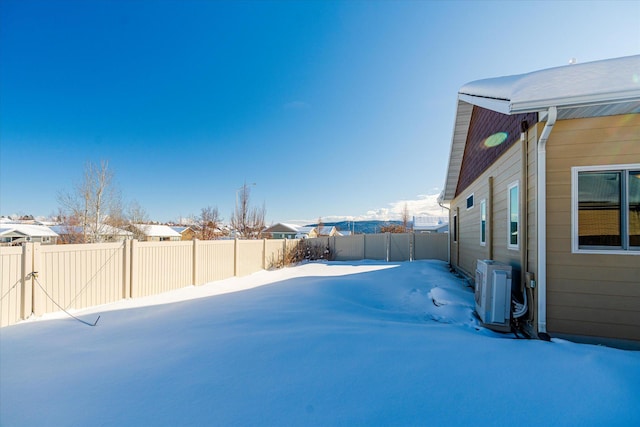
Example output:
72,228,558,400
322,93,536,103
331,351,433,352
508,182,519,250
573,164,640,253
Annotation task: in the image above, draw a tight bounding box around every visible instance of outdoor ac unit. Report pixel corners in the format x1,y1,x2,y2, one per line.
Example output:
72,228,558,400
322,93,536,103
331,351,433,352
475,259,512,332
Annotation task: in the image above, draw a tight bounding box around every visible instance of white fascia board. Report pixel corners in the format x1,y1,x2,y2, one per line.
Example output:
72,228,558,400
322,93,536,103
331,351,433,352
510,89,640,114
458,93,512,115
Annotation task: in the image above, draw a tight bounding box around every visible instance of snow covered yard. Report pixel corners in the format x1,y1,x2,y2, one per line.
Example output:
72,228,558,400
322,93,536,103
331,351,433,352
1,260,639,426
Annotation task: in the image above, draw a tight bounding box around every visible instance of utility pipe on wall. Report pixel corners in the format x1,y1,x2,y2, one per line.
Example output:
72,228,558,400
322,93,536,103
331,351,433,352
536,106,557,339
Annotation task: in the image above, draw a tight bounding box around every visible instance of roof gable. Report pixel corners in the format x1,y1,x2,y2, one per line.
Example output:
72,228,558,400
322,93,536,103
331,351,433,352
443,55,640,201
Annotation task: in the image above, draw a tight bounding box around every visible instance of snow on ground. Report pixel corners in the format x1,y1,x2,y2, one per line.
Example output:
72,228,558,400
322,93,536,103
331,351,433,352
1,260,639,426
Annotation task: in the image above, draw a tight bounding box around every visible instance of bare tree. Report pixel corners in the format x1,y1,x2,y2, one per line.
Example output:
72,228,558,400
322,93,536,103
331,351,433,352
198,206,222,240
230,183,266,239
125,200,149,240
401,203,410,232
57,160,123,243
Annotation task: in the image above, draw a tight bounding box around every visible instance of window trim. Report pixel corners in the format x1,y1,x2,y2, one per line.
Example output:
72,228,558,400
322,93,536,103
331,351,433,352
571,163,640,255
466,193,474,210
507,181,519,250
480,198,487,246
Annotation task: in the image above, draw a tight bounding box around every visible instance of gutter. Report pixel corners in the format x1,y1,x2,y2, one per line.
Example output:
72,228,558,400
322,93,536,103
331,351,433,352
536,106,557,340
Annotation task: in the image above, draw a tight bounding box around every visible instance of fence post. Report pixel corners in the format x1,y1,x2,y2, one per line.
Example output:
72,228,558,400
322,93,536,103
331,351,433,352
193,239,199,286
234,238,240,277
262,239,267,270
123,239,132,298
385,233,390,262
130,239,138,298
31,242,43,316
410,232,415,262
283,239,287,267
20,242,33,319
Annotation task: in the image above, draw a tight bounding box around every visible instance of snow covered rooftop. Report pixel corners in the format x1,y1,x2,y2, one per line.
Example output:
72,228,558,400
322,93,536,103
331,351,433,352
458,55,640,118
0,223,59,237
133,224,182,237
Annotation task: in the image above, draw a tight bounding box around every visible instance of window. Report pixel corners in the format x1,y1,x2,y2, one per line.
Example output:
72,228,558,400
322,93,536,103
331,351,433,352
466,194,474,209
453,213,458,242
480,199,487,246
508,182,519,249
573,165,640,253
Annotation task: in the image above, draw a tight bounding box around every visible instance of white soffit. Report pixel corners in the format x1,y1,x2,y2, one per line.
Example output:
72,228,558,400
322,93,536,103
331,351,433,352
443,100,473,201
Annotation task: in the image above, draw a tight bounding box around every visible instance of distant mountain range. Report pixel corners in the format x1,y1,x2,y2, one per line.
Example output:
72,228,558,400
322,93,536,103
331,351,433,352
305,220,408,234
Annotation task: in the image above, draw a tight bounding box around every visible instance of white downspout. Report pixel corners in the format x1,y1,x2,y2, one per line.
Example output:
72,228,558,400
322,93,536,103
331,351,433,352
536,106,557,338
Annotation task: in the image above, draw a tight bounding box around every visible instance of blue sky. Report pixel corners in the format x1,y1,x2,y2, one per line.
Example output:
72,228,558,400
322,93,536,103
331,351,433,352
1,0,639,224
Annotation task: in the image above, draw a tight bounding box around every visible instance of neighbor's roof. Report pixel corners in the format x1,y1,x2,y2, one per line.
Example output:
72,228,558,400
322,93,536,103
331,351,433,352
0,224,59,237
50,224,133,237
413,216,449,231
263,223,301,233
133,224,182,237
443,55,640,202
458,55,640,118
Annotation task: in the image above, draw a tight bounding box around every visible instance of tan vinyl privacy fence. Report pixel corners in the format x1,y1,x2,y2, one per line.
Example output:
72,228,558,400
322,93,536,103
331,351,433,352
0,233,447,327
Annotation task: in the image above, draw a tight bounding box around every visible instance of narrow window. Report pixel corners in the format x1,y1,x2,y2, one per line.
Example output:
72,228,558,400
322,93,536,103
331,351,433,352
480,199,486,246
628,171,640,248
453,213,458,242
508,182,519,249
466,194,474,209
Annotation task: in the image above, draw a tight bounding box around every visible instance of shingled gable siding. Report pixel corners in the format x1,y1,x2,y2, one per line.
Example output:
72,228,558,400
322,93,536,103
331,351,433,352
455,106,537,197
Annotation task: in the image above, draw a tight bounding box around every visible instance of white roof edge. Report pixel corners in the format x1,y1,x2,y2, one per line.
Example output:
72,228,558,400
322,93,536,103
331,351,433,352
459,55,640,114
510,89,640,113
458,94,511,115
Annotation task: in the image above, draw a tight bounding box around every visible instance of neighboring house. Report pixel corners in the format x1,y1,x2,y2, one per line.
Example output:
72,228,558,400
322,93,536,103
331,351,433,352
293,225,339,239
441,55,640,347
0,224,58,245
295,226,315,239
132,224,182,241
50,224,133,243
263,223,301,239
413,216,449,233
311,226,339,238
171,226,197,241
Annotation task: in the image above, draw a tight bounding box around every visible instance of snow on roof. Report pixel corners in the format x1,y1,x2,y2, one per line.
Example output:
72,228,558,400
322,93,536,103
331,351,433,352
459,55,640,115
0,224,59,237
50,224,133,237
264,223,301,233
413,216,449,230
134,224,182,237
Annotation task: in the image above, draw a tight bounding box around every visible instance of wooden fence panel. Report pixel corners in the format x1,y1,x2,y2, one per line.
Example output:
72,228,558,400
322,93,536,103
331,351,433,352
414,233,448,261
333,235,365,261
196,240,235,284
37,242,126,314
389,234,411,262
237,240,263,276
0,247,25,327
264,240,285,269
132,241,193,297
364,234,388,260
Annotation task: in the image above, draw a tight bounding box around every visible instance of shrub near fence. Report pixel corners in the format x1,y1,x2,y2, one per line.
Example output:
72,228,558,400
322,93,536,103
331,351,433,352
0,233,447,327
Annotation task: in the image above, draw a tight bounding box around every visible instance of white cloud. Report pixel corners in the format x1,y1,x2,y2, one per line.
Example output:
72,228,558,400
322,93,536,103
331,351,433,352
322,191,447,223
